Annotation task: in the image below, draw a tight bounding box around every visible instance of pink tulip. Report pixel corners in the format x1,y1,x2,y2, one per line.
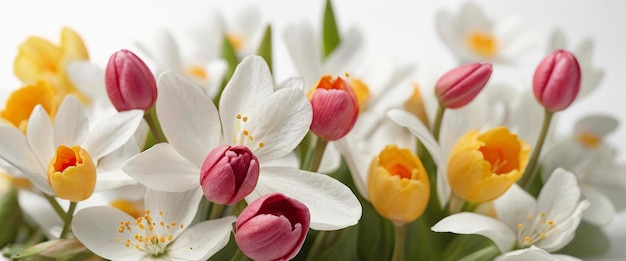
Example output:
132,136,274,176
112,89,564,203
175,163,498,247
235,193,310,261
435,62,492,109
105,49,157,111
533,49,581,112
309,76,359,141
200,145,260,205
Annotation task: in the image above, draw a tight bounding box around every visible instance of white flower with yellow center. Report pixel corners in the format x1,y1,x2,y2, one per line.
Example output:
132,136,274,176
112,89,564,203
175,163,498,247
72,188,235,260
123,56,361,230
542,115,626,225
436,1,535,63
432,168,588,260
0,96,143,201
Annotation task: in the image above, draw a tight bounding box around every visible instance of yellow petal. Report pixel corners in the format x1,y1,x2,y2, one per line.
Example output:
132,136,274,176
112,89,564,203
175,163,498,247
1,80,56,130
14,37,62,83
60,27,89,60
47,145,96,202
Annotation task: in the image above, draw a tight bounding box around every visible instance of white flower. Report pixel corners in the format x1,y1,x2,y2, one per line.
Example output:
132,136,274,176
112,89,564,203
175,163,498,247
432,168,589,260
72,188,235,260
0,96,143,197
542,115,626,225
123,56,361,230
436,1,535,63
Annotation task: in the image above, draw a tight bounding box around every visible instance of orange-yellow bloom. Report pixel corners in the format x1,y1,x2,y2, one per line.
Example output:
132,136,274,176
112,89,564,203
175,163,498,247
47,145,96,202
0,80,56,131
368,145,430,225
447,127,530,203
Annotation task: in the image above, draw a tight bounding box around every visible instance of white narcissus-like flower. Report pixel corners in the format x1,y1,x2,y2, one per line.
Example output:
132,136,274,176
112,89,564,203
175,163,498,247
72,188,235,261
432,168,589,261
542,115,626,225
436,1,535,63
0,96,143,199
123,56,361,231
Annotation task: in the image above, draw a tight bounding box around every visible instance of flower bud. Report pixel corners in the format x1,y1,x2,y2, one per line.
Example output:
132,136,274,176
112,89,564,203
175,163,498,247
533,49,581,112
105,49,157,111
434,62,492,109
200,145,260,205
235,193,310,261
47,145,97,202
309,75,359,141
368,145,430,225
447,127,530,203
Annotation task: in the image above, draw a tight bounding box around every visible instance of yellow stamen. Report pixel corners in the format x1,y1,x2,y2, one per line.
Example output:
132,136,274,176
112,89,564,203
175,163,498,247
185,65,209,82
466,30,498,58
577,132,601,149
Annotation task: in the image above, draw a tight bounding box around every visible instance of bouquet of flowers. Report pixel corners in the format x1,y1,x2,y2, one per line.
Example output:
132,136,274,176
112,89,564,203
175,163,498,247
0,1,623,260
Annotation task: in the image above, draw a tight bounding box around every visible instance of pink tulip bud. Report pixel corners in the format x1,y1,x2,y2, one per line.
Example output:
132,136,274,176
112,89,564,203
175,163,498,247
200,145,260,205
434,62,493,109
235,193,310,261
533,49,581,112
309,75,359,141
105,49,157,111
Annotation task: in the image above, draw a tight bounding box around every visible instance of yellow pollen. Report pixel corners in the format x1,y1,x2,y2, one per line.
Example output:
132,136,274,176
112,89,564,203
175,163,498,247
168,235,173,241
159,211,163,216
135,245,139,249
116,237,121,242
242,116,248,122
527,215,533,220
180,224,184,229
345,72,350,78
249,136,254,141
226,33,244,51
171,222,176,227
577,132,601,149
243,130,249,136
466,30,498,58
119,226,125,233
259,142,265,148
145,210,150,215
149,225,154,231
137,223,144,230
518,224,523,230
236,114,242,119
525,236,531,243
125,242,130,247
160,221,165,227
159,237,166,243
541,212,546,217
185,65,209,82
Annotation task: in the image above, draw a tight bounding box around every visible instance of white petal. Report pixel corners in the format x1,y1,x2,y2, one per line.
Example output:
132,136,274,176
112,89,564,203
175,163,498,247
494,246,561,261
581,187,615,225
317,142,341,174
72,207,147,261
95,141,141,192
151,30,184,73
283,22,322,87
248,166,362,231
18,190,63,239
0,126,52,194
205,59,228,98
323,27,364,75
245,87,312,162
144,188,204,240
334,137,370,200
574,114,619,139
494,184,537,231
84,110,143,161
156,71,221,167
536,200,589,252
26,105,55,172
122,143,200,192
54,94,89,147
219,56,274,146
549,29,567,51
167,216,236,260
275,76,305,91
65,61,107,101
432,212,516,253
536,168,581,224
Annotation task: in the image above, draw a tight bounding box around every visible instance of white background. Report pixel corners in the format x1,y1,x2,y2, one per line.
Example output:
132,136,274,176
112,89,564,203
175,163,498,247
0,0,625,259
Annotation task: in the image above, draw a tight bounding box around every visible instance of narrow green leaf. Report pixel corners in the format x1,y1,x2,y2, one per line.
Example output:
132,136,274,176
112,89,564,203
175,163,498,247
0,180,21,248
256,25,273,73
214,35,239,106
322,0,341,59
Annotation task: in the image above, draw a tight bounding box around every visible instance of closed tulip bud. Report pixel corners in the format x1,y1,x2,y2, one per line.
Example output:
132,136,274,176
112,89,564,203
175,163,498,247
200,145,260,205
435,62,492,109
533,50,581,112
368,145,430,225
235,193,310,261
309,75,359,141
47,145,97,202
105,49,157,111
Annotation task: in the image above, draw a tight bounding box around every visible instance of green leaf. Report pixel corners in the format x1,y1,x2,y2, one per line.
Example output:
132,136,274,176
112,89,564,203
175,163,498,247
356,200,394,261
322,0,341,59
441,234,499,261
213,35,239,105
0,178,21,248
557,221,611,257
256,25,273,73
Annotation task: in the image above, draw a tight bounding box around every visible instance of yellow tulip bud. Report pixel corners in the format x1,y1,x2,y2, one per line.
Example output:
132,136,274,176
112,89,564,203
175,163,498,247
447,127,530,203
47,145,96,202
368,145,430,225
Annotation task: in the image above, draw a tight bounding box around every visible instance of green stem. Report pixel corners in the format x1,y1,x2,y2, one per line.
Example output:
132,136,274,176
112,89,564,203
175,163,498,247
44,194,66,220
432,105,446,142
308,138,328,172
519,110,554,190
230,248,249,261
460,201,479,213
143,107,167,144
392,224,407,261
209,204,226,220
60,202,77,239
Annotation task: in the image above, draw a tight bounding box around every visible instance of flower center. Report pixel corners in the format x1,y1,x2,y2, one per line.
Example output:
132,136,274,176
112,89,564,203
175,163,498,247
349,78,371,112
466,31,498,58
185,65,209,83
227,33,244,51
517,212,558,249
116,210,184,256
233,113,265,149
403,84,430,129
47,145,96,202
110,199,144,219
576,132,601,149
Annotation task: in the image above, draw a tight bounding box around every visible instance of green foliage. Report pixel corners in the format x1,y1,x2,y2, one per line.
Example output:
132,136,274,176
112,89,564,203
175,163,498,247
322,0,341,59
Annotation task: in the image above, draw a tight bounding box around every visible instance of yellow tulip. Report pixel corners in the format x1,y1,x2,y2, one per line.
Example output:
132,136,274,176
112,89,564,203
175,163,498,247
0,80,56,132
47,145,96,202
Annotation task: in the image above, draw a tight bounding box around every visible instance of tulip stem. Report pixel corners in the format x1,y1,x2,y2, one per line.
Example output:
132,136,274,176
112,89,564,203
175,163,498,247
519,110,554,190
230,248,249,261
44,194,66,220
143,107,167,144
392,224,407,261
60,202,77,239
308,138,328,172
209,204,226,220
432,105,446,142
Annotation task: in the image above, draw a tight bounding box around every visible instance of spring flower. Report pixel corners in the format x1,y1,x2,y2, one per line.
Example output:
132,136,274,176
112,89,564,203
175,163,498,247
432,168,589,260
435,62,493,109
436,1,535,63
533,50,581,112
309,75,359,140
235,193,310,261
447,127,530,203
0,96,143,201
123,56,361,230
200,145,260,205
106,49,157,111
0,80,56,131
542,115,626,225
368,145,430,225
72,188,235,260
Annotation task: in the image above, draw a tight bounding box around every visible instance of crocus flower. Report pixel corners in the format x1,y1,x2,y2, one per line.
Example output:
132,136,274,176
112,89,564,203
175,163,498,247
200,145,260,205
533,49,581,112
309,75,359,140
435,62,493,109
106,49,158,111
235,193,310,261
